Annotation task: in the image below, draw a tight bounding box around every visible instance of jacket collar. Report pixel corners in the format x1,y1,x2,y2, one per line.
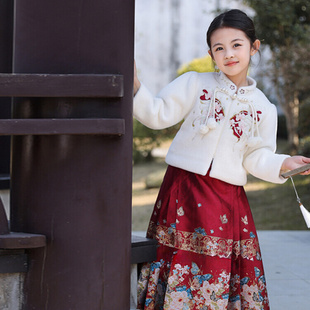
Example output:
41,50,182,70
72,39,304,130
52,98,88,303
215,71,256,97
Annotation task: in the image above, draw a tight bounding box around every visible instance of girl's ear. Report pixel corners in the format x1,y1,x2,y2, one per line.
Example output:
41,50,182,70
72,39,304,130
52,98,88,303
251,39,261,56
208,49,213,59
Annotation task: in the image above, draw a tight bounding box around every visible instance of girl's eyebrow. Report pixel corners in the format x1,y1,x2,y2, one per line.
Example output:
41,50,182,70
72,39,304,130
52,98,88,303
212,38,244,48
232,38,244,43
212,42,223,48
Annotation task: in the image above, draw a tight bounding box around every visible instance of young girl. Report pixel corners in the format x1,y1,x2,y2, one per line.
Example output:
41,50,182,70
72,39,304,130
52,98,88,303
133,9,310,310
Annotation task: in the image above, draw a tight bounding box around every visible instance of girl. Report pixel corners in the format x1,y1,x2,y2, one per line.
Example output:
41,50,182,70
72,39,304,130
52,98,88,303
133,9,310,310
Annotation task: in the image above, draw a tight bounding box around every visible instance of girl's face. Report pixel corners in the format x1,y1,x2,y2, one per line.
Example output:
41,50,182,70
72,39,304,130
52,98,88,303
208,27,260,88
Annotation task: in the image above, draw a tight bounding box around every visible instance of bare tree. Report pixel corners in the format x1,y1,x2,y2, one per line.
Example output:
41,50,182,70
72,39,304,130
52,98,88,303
244,0,310,153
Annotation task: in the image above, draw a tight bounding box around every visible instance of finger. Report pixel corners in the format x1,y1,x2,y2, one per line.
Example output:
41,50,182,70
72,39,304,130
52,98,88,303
300,169,310,176
301,156,310,163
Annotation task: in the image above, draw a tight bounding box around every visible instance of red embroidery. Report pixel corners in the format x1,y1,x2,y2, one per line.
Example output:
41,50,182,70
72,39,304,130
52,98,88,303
200,89,211,101
199,89,225,123
230,110,261,140
214,98,225,122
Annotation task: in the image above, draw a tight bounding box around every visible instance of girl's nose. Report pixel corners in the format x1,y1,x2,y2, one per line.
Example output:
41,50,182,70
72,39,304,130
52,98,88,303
225,53,234,59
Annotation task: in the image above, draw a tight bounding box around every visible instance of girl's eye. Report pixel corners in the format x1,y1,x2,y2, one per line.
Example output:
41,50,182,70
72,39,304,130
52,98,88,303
233,43,242,48
215,47,223,52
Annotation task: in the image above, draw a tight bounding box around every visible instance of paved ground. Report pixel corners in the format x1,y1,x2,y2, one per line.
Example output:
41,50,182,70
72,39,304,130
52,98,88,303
258,230,310,310
133,230,310,309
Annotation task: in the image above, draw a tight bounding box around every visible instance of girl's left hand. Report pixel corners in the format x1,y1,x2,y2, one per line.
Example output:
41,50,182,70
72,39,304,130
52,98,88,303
134,60,141,96
281,156,310,176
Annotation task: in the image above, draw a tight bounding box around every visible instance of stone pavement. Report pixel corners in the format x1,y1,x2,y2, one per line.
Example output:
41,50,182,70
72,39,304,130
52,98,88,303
258,230,310,310
133,230,310,309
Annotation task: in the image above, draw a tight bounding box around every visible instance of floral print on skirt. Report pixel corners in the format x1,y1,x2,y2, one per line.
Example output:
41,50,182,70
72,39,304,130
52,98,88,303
137,166,269,310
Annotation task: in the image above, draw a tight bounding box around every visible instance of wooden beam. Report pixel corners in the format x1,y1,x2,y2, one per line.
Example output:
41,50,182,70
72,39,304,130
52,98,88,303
0,74,123,98
0,118,125,135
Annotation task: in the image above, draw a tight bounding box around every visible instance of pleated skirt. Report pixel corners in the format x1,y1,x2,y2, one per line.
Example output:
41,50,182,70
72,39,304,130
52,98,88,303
137,165,269,310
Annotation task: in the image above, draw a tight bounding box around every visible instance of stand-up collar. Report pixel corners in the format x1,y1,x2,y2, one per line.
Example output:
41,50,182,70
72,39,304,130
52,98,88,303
215,71,256,97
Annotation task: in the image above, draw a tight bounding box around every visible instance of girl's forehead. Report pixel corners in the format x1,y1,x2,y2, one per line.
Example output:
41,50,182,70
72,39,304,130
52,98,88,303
210,27,249,44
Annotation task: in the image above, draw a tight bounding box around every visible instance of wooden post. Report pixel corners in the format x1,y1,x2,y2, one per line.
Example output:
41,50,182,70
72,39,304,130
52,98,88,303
10,0,134,309
0,0,13,189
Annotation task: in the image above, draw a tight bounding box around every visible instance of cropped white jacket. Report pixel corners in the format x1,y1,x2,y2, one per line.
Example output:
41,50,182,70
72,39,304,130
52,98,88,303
133,71,289,186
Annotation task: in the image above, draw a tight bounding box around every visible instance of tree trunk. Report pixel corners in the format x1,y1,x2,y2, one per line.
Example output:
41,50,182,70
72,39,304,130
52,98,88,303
272,54,300,154
281,91,300,154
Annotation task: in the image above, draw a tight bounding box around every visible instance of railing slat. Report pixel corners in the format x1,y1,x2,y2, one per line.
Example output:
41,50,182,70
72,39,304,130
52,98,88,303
0,233,46,249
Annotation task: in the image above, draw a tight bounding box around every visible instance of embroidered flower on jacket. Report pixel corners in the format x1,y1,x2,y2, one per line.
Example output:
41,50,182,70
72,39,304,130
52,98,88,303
192,89,225,129
200,89,212,101
230,110,262,141
214,99,225,122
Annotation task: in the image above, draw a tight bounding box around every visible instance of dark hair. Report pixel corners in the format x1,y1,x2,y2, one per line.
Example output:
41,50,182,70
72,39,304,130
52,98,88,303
207,9,258,49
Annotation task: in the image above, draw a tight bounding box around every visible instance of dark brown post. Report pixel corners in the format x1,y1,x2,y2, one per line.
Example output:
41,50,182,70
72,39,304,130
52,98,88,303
10,0,134,309
0,0,13,189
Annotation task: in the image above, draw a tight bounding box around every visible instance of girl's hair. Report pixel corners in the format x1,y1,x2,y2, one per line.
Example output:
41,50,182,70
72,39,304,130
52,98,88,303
207,9,258,50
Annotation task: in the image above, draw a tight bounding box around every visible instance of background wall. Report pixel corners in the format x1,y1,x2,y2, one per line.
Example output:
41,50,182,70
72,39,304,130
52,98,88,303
135,0,253,94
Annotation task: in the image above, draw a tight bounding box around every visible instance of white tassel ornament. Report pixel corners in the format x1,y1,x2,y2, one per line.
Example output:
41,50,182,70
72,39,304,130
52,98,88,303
300,204,310,228
207,117,217,130
199,117,218,135
199,124,209,135
290,176,310,229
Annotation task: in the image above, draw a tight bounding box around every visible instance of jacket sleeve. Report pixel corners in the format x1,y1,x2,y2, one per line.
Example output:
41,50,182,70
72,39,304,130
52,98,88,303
243,104,290,184
133,71,198,130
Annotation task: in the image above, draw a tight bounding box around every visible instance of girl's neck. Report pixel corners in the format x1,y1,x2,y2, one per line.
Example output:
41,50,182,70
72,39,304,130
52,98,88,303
226,74,249,90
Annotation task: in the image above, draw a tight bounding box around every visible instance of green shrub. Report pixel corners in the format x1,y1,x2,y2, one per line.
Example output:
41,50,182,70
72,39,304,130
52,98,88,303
133,119,180,163
177,55,215,76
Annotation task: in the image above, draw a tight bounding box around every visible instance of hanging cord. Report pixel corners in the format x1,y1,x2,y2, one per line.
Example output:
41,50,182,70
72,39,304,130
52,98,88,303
289,176,301,205
246,100,262,147
290,176,310,228
199,87,220,134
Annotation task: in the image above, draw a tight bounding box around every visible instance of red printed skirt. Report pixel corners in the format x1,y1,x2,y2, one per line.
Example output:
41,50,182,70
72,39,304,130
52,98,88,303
137,166,269,310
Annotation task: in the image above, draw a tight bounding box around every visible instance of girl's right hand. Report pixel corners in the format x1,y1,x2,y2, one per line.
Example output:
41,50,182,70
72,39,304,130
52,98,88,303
134,60,141,96
281,156,310,176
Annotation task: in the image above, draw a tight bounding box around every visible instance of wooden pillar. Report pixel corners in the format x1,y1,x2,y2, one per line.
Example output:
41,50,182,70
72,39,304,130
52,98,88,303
10,0,134,309
0,0,13,189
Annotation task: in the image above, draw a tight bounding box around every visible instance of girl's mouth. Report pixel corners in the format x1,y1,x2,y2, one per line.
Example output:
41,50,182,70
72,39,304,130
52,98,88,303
225,61,238,66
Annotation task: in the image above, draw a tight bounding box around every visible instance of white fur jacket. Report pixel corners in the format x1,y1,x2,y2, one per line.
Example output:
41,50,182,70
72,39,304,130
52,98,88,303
133,71,289,186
